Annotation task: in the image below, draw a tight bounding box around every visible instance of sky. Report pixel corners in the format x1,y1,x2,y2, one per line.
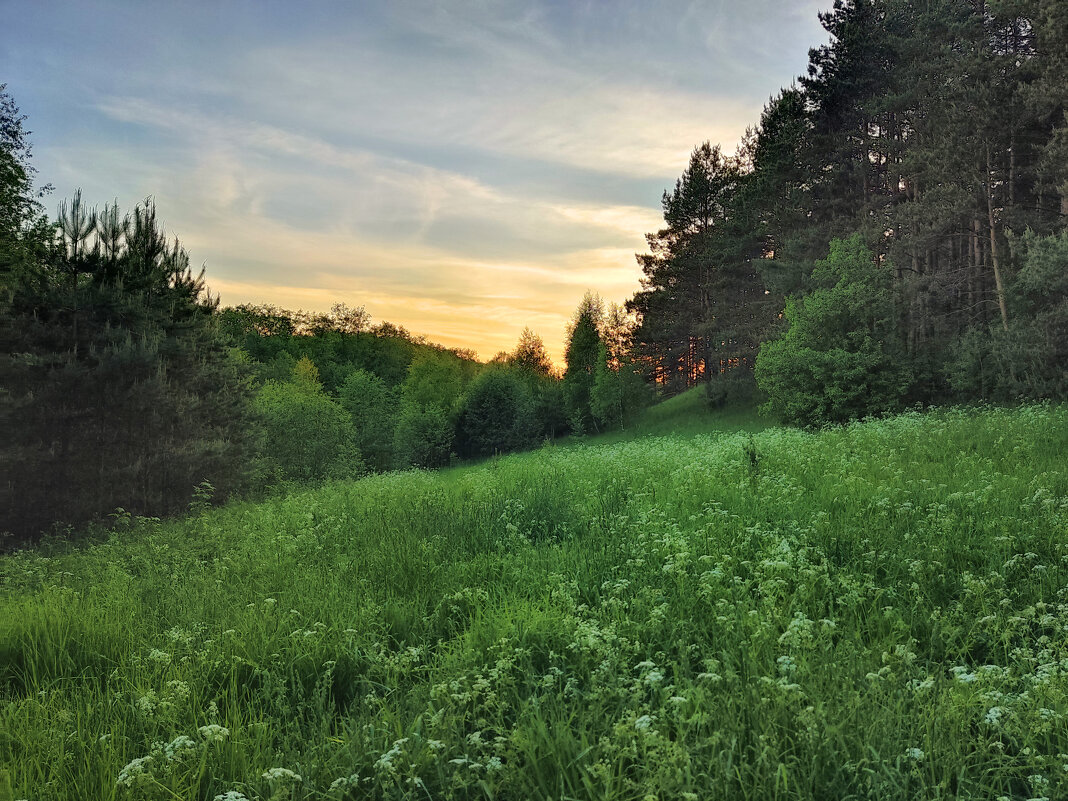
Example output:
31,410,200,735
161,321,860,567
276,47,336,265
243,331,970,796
3,0,830,364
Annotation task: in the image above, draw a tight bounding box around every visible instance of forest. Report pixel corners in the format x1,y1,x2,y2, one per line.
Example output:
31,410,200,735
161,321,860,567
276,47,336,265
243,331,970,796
1,0,1066,542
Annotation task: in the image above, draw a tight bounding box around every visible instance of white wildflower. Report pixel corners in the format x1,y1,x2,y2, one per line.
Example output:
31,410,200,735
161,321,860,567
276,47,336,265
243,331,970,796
262,767,301,783
198,724,230,743
329,775,359,792
164,735,198,762
634,715,654,731
905,747,924,761
116,755,154,787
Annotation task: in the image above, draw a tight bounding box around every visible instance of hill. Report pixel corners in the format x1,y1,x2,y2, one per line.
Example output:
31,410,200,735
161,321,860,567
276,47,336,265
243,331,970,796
2,404,1067,800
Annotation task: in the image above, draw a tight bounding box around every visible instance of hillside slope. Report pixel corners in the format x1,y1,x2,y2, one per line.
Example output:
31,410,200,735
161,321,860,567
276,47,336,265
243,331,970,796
2,405,1067,800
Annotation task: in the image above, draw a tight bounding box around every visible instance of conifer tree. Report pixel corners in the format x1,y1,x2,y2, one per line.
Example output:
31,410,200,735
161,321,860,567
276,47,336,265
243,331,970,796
563,292,604,434
1,114,253,540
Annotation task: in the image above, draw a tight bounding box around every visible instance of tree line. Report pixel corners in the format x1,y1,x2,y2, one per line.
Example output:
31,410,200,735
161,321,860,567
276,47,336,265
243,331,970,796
629,0,1067,423
3,0,1065,538
0,83,648,541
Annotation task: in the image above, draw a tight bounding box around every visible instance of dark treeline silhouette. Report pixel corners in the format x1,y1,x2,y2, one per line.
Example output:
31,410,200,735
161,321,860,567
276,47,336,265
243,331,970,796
628,0,1067,422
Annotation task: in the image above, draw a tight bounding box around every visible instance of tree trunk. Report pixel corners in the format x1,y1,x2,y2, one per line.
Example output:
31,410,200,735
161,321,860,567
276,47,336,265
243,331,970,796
986,147,1009,331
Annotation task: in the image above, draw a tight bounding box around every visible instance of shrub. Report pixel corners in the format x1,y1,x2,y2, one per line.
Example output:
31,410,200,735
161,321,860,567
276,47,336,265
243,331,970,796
457,368,538,457
755,235,912,426
338,369,396,471
393,403,454,468
945,230,1068,401
252,379,362,484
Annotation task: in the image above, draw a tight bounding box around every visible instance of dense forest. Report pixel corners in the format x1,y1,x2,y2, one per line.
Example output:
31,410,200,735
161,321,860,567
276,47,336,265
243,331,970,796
1,0,1066,541
629,0,1067,422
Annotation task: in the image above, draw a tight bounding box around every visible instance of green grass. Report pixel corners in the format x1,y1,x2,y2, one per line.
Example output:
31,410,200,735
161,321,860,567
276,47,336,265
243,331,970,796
2,404,1067,800
570,386,769,447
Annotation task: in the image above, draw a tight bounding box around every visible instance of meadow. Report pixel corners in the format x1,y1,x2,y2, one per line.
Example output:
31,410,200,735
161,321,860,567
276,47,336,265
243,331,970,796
2,402,1067,801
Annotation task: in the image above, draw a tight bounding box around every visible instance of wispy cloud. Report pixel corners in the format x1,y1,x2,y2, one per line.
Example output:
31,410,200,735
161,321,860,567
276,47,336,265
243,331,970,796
6,0,831,364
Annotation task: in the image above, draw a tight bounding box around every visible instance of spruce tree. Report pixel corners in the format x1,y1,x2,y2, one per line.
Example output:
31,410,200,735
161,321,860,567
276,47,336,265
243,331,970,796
563,292,604,434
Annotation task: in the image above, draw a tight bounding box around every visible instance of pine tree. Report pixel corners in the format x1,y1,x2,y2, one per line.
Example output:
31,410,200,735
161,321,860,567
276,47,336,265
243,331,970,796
563,292,604,434
2,178,254,539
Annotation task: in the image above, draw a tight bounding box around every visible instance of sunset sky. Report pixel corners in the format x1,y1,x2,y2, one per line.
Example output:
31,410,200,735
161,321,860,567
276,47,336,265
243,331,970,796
3,1,829,364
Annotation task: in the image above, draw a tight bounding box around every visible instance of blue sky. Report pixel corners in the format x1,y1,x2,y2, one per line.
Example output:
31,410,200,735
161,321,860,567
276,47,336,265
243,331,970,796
3,0,829,362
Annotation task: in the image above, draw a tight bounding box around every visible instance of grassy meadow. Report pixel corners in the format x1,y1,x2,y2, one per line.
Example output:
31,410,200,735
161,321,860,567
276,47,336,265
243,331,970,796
2,401,1068,801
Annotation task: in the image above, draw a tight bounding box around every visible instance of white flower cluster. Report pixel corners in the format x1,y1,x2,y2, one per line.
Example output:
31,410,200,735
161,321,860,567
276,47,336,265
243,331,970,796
199,724,230,743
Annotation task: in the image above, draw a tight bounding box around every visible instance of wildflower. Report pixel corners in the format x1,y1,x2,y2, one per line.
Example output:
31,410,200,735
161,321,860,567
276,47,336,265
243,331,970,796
147,648,171,664
164,735,198,762
135,691,158,717
950,666,977,683
262,767,301,783
214,792,249,801
198,724,230,743
905,748,924,761
329,775,359,792
634,715,653,731
116,755,154,787
984,706,1005,726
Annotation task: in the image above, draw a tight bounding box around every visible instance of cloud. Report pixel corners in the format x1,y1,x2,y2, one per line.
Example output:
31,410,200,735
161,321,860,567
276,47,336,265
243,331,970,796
12,0,832,365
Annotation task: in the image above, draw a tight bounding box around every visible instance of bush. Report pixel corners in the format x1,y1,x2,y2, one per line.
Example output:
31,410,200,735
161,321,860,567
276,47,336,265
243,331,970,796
338,369,396,471
945,230,1068,401
457,368,538,457
755,235,912,426
704,367,760,410
393,403,454,468
591,344,653,431
252,379,362,484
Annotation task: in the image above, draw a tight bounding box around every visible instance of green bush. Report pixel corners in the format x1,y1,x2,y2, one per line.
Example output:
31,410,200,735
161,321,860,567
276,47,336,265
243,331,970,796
755,235,912,426
338,369,397,471
591,344,653,431
252,378,362,484
945,230,1068,401
393,403,454,468
704,367,760,410
457,368,538,457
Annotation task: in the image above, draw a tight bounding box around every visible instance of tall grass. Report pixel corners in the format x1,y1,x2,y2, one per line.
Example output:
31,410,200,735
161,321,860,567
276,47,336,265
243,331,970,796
2,404,1066,800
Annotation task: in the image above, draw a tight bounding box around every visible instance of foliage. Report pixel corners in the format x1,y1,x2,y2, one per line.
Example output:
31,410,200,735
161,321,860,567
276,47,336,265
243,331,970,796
2,404,1066,800
945,230,1068,400
563,292,604,434
251,371,362,484
337,369,396,472
457,367,538,458
755,236,913,426
390,351,471,469
393,403,454,469
1,189,253,540
628,0,1068,406
508,327,553,376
